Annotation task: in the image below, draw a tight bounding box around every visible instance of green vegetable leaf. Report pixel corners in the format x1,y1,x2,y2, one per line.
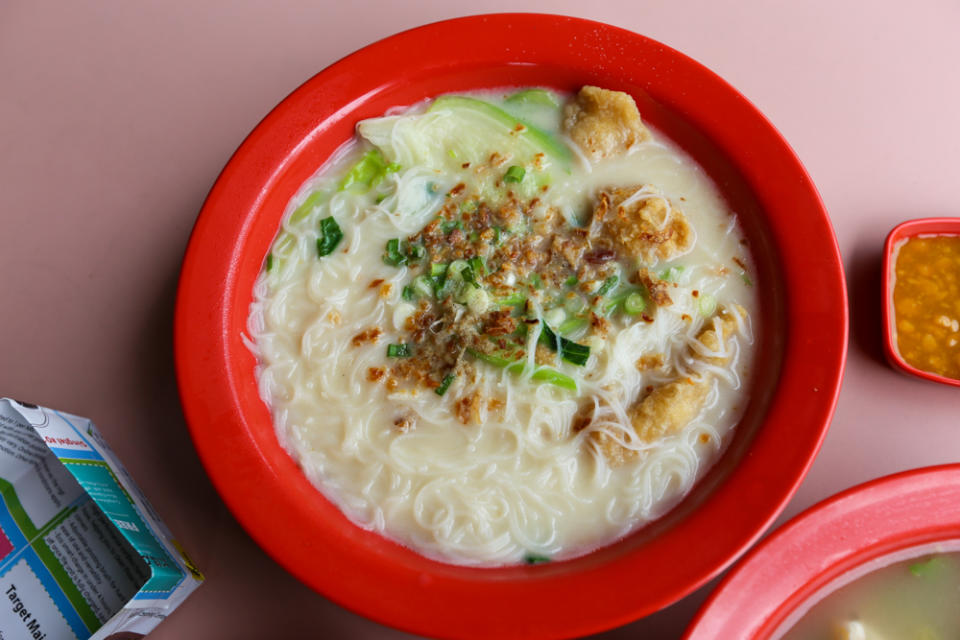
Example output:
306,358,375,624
316,217,343,257
290,190,328,224
505,89,559,108
539,323,590,366
339,149,400,193
910,556,946,578
265,253,274,272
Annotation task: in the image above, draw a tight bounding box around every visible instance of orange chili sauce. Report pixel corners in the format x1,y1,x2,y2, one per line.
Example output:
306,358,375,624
892,235,960,381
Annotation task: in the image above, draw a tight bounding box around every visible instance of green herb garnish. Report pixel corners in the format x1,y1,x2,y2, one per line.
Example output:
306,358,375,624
383,239,425,267
623,292,647,315
339,150,400,193
411,275,434,299
698,292,717,317
435,374,456,396
558,316,587,335
265,253,274,272
386,343,412,358
402,285,415,302
316,216,343,257
564,275,578,287
596,275,619,297
523,553,551,565
290,190,327,224
468,256,486,276
467,348,576,391
498,291,525,307
440,218,464,234
660,265,685,282
504,165,525,183
540,323,590,366
910,556,946,578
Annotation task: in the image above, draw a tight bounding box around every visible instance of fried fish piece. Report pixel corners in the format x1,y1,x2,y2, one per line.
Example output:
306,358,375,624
594,186,695,265
587,305,746,465
563,86,650,161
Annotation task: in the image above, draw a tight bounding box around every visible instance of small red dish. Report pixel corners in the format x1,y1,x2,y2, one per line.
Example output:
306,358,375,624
175,13,847,639
684,464,960,639
882,217,960,388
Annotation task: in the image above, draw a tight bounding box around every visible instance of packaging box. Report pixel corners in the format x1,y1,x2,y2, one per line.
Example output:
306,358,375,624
0,398,203,639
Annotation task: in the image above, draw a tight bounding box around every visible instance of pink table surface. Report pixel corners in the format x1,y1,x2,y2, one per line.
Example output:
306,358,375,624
2,1,959,638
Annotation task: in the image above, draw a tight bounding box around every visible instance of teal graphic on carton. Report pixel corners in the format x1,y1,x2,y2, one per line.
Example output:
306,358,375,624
60,461,181,595
0,399,203,639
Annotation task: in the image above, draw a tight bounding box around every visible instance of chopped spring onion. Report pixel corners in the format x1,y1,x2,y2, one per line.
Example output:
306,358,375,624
383,239,405,266
529,272,543,289
375,193,388,204
660,265,685,282
564,275,578,287
596,275,619,297
265,253,274,272
440,218,464,234
498,291,525,307
386,343,412,358
402,285,415,302
383,239,425,267
411,275,434,299
493,226,503,244
539,323,591,366
464,286,490,313
741,272,753,286
448,259,469,278
523,553,551,565
430,262,448,278
460,200,478,213
316,217,343,257
467,349,577,391
504,165,526,183
623,292,647,315
435,374,456,396
339,149,400,193
698,292,717,317
468,256,486,276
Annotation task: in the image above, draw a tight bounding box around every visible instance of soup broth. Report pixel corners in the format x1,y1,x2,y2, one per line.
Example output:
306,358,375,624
248,87,758,566
781,551,960,640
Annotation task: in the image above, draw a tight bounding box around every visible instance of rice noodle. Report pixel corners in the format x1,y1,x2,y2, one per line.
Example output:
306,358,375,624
248,90,758,567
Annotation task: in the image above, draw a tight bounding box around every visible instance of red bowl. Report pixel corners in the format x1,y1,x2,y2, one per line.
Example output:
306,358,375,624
174,14,847,639
882,217,960,388
684,464,960,638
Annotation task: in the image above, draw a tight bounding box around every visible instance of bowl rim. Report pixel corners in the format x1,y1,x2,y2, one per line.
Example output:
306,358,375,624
882,217,960,388
174,13,848,639
683,464,960,639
